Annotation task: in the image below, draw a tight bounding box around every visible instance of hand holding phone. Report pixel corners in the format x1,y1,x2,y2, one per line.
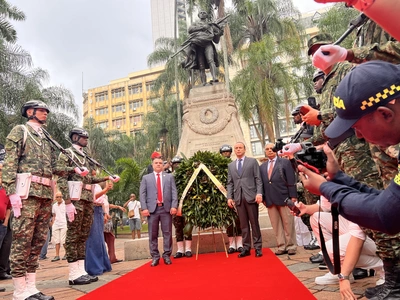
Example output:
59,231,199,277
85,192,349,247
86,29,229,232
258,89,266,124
284,198,301,216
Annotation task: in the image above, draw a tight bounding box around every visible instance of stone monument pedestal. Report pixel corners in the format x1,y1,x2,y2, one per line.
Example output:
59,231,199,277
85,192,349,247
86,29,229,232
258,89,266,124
177,83,245,158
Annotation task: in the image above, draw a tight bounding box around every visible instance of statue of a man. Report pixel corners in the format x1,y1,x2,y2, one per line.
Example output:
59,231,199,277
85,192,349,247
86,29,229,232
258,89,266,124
182,11,224,86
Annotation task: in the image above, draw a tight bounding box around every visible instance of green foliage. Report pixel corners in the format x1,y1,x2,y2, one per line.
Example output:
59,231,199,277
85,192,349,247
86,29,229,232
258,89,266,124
174,151,236,229
316,4,360,49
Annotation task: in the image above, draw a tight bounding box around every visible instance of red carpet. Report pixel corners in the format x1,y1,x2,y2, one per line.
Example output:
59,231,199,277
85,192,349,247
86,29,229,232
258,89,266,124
79,248,315,300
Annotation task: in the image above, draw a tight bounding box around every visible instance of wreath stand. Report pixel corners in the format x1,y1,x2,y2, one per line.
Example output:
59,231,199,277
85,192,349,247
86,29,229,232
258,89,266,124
195,226,228,260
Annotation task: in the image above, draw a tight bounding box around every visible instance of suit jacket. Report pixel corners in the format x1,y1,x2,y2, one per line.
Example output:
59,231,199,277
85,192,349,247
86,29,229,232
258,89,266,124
260,157,297,207
139,171,178,214
227,157,263,205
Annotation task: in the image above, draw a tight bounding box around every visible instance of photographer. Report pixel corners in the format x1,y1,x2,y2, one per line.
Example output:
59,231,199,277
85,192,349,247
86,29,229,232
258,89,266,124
299,61,400,299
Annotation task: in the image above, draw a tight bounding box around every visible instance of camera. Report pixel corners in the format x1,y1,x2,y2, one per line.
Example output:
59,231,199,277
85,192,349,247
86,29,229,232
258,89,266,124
284,198,300,216
272,138,286,152
295,142,327,171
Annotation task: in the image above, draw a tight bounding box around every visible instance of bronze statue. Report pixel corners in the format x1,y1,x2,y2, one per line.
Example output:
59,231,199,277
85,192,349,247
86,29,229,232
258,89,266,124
177,11,229,86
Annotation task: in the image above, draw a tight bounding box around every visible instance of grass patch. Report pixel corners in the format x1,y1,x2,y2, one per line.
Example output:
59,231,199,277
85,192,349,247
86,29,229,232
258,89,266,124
115,224,148,234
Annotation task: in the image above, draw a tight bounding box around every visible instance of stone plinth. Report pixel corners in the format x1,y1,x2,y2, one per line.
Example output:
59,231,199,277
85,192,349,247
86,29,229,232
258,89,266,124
124,227,277,261
177,83,245,158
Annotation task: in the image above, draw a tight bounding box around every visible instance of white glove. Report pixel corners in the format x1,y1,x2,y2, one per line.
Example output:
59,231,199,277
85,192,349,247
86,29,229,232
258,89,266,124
312,45,348,70
109,175,120,183
65,203,77,222
278,143,302,158
74,167,89,177
9,194,22,218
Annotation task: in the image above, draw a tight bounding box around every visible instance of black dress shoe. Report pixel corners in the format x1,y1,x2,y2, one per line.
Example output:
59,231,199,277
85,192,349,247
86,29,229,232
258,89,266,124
25,292,55,300
111,259,123,264
185,251,192,258
352,268,368,280
238,250,250,258
69,275,91,285
309,253,324,264
227,248,236,254
304,244,320,250
275,250,288,256
151,259,160,267
163,257,172,265
174,252,184,258
0,273,12,280
0,287,4,292
237,247,244,253
255,250,263,257
84,274,98,282
319,262,328,270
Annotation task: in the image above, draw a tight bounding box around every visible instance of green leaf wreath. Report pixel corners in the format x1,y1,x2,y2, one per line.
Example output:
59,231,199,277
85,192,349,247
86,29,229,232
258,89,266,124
174,151,237,230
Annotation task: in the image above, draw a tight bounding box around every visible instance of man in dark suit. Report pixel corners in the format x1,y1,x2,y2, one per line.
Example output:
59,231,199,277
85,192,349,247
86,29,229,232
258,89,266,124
140,157,178,267
260,143,297,255
227,142,263,258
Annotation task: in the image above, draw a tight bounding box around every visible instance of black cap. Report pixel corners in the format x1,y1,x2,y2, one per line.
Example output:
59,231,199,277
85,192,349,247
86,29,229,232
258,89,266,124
325,61,400,139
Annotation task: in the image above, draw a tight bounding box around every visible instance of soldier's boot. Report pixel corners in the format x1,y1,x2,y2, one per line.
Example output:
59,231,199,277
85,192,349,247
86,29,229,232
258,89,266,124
209,63,218,83
68,261,91,285
365,265,388,298
227,237,236,254
77,259,98,283
174,242,185,258
185,240,192,258
235,236,243,252
368,259,400,300
25,273,54,300
12,276,30,300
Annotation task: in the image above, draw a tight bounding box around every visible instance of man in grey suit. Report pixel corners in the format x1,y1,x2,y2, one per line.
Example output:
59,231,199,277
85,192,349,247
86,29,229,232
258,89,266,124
227,142,264,258
260,143,297,256
140,157,178,267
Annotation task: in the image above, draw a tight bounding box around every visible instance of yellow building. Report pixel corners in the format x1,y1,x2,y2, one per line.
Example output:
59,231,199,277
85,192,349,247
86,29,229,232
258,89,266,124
83,65,178,136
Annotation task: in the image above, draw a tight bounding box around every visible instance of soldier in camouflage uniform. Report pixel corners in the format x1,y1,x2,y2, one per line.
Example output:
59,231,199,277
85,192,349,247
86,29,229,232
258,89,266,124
57,128,120,286
2,101,85,300
171,156,195,258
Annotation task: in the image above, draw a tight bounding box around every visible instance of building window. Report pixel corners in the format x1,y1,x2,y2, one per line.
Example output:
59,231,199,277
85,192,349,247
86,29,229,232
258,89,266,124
249,124,261,140
129,100,143,110
112,104,125,113
111,87,125,99
112,118,126,128
97,121,108,129
95,91,108,102
128,84,142,95
130,115,142,124
95,107,108,115
278,119,297,136
251,141,264,156
146,81,155,91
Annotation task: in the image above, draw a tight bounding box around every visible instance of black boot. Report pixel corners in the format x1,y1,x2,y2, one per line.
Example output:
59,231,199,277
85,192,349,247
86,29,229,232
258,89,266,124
368,259,400,300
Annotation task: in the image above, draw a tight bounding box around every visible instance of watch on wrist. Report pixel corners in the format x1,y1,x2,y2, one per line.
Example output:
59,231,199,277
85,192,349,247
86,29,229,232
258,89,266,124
317,112,322,121
338,273,350,281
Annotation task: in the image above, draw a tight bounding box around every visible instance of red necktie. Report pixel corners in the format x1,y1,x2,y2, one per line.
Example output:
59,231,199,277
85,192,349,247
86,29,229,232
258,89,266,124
157,173,162,203
268,160,274,179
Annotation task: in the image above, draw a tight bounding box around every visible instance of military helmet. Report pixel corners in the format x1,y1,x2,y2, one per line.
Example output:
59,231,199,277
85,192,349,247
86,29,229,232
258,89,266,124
219,144,232,154
307,33,333,55
69,127,89,140
291,105,303,116
21,100,50,118
171,156,182,164
313,70,325,82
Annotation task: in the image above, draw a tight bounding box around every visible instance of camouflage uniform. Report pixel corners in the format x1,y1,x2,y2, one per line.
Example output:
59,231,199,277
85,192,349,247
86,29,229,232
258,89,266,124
57,146,106,263
2,124,72,277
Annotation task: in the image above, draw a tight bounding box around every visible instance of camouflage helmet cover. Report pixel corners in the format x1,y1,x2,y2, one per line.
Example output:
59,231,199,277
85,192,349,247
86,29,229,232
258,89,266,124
307,33,333,55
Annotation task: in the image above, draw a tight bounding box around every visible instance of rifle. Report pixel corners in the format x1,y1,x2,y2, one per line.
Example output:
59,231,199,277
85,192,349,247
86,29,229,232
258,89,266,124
41,127,84,171
169,14,231,60
63,134,116,178
322,13,369,55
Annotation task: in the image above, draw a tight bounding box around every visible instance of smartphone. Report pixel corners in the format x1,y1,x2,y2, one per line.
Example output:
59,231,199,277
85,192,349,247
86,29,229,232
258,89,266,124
284,198,301,216
299,106,309,116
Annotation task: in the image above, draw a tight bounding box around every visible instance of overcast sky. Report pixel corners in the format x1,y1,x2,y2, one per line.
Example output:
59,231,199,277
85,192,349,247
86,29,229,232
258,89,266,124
11,0,329,117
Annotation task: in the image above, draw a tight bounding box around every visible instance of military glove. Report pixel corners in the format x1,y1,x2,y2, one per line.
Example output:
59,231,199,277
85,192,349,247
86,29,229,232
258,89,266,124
65,203,77,222
9,194,22,218
313,45,348,70
109,175,120,183
278,143,302,158
74,167,89,177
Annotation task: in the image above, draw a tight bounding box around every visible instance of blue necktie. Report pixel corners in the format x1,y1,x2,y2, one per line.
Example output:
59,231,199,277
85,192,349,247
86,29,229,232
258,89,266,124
238,159,242,175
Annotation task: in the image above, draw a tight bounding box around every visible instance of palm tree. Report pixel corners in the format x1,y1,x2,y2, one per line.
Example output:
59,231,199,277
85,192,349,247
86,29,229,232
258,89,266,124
0,0,25,43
